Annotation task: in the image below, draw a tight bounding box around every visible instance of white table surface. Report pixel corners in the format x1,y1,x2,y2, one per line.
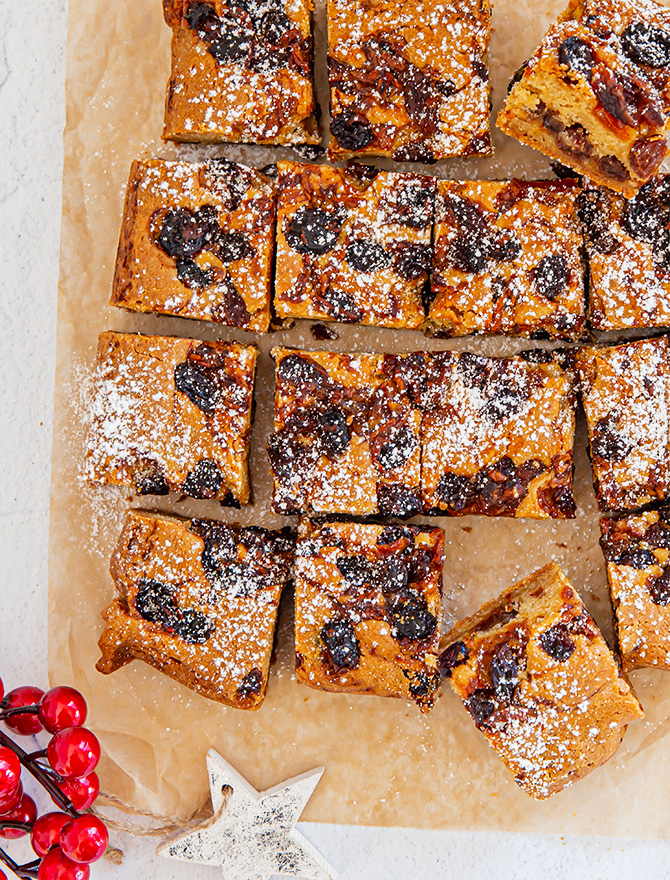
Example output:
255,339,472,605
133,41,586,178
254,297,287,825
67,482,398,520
2,1,670,877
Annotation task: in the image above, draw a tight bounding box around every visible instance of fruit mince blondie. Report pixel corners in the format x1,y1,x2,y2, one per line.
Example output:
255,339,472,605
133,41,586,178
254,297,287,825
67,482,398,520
429,178,588,340
576,336,670,511
268,348,422,518
580,177,670,330
439,563,644,799
601,508,670,670
498,0,670,197
274,162,435,330
83,332,257,504
162,0,319,145
294,519,443,711
111,159,276,333
327,0,492,162
97,510,294,709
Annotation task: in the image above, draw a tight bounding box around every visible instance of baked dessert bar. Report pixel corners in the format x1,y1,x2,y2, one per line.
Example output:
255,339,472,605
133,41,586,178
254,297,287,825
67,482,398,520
413,348,578,517
576,336,670,511
294,519,443,711
112,159,276,333
83,332,257,504
439,563,644,799
327,0,491,162
97,510,294,709
268,348,422,518
498,0,670,197
274,162,434,330
429,178,587,340
162,0,319,145
601,508,670,670
580,177,670,330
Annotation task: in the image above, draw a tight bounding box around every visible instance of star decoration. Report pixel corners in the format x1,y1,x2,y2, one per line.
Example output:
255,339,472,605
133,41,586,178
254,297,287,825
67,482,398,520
157,749,338,880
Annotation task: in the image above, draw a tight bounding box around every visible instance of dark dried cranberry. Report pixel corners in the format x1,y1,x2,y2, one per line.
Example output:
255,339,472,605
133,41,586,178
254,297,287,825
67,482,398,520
208,13,254,63
320,619,361,669
591,417,632,461
447,235,488,273
134,460,169,496
457,351,487,388
616,546,658,568
277,354,329,388
533,253,569,301
310,322,339,340
336,555,374,588
481,388,524,422
557,124,592,158
507,61,528,94
543,109,564,133
644,521,670,549
330,112,374,151
407,549,434,583
558,35,595,78
387,591,437,640
174,361,218,413
479,605,518,631
176,258,210,289
285,207,345,255
215,232,254,263
489,642,520,703
648,566,670,605
392,242,431,279
392,143,437,163
174,608,214,644
597,155,629,182
377,525,414,547
621,192,661,241
208,561,264,597
319,407,350,457
236,668,263,698
185,1,219,33
443,195,486,231
183,459,224,499
406,670,438,701
375,559,409,594
630,137,668,179
437,473,476,512
259,8,290,43
375,426,417,471
539,623,575,661
204,158,251,211
490,235,521,262
621,21,670,68
319,287,364,322
135,578,177,626
389,183,434,229
345,240,391,273
211,277,252,328
465,688,496,725
344,162,381,183
577,190,621,253
377,483,421,518
519,349,554,364
438,641,469,677
592,67,635,126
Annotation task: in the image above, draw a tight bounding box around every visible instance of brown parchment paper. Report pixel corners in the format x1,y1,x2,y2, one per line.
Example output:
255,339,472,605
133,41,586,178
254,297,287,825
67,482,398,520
49,0,670,838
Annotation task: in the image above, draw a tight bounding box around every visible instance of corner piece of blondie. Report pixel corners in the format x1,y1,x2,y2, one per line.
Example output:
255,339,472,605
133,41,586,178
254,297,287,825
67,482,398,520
439,562,643,799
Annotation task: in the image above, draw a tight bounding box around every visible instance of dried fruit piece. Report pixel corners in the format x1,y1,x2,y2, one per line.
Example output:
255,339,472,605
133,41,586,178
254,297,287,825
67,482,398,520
330,112,375,151
648,566,670,605
621,21,670,68
533,253,569,301
345,239,391,272
183,459,224,499
539,622,575,661
558,35,595,78
438,641,469,676
285,207,346,255
320,618,361,669
387,590,437,640
590,416,632,461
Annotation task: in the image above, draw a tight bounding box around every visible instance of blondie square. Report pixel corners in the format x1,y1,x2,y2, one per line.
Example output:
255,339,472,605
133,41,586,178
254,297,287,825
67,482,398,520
268,348,422,518
429,178,587,340
111,159,276,333
162,0,319,145
84,332,257,504
97,510,294,709
601,509,670,670
294,519,444,711
327,0,491,161
439,563,644,799
576,336,670,511
580,178,670,330
274,162,435,330
498,0,670,197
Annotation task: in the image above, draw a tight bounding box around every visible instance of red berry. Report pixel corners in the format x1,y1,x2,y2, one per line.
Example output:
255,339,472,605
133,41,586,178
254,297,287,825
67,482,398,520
32,812,71,857
0,793,37,839
0,781,22,814
2,686,44,735
0,747,21,798
60,815,108,864
47,728,100,779
0,870,6,880
55,773,99,812
39,688,87,734
0,678,4,702
37,848,90,880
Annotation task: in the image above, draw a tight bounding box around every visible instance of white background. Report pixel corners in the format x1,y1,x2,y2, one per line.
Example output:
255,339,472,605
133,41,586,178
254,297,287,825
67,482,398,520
2,1,670,877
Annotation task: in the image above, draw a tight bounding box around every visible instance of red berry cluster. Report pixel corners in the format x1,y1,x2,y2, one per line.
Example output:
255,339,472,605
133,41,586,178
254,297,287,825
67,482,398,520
0,678,108,880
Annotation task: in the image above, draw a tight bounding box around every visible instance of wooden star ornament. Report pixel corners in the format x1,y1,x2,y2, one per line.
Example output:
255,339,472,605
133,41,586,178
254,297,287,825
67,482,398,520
157,749,338,880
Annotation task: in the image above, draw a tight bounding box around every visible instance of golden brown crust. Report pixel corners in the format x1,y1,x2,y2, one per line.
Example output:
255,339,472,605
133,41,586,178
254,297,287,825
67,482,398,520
440,563,644,799
163,0,318,145
83,332,257,504
327,0,491,161
497,0,670,197
97,510,294,709
429,178,588,341
111,159,275,333
294,518,443,710
274,162,434,330
576,336,670,511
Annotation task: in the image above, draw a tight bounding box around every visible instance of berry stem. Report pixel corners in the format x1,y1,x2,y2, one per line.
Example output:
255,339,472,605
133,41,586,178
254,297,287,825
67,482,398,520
0,823,31,833
0,847,39,879
22,751,47,762
0,707,40,721
0,731,77,817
